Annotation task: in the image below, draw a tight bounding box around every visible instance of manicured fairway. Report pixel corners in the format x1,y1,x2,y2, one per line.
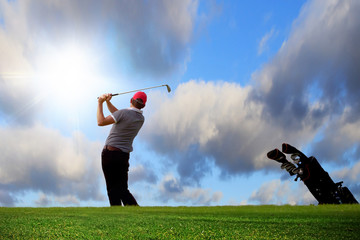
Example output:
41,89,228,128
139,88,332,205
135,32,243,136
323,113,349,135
0,205,359,239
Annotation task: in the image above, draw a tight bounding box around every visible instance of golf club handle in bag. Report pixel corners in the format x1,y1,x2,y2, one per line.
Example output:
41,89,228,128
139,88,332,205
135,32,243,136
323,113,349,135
282,143,301,154
267,149,287,163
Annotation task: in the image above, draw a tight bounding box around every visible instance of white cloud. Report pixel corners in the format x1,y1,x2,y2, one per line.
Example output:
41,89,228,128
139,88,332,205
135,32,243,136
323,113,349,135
55,195,80,206
0,190,16,206
332,161,360,182
249,179,281,204
35,193,52,207
258,28,275,55
129,164,158,184
143,80,317,182
312,112,360,163
158,174,223,205
249,179,317,205
0,124,104,206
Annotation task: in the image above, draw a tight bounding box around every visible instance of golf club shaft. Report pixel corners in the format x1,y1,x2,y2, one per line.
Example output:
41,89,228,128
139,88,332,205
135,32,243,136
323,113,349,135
112,85,168,96
97,84,170,99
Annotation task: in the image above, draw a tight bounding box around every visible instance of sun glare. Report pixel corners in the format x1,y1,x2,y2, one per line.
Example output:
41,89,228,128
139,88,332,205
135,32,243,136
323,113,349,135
35,44,100,109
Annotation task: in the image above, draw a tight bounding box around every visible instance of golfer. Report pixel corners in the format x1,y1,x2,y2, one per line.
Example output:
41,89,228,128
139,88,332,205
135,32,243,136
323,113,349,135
97,91,147,206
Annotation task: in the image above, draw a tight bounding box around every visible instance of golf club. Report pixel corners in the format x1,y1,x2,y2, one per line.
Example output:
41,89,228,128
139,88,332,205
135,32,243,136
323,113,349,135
98,84,171,99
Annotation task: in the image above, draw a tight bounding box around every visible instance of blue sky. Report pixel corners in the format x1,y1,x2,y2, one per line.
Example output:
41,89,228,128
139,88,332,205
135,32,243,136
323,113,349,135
1,0,359,207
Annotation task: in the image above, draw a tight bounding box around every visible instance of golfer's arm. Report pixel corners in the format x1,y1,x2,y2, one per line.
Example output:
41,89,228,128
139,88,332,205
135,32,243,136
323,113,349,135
97,102,115,126
106,100,118,113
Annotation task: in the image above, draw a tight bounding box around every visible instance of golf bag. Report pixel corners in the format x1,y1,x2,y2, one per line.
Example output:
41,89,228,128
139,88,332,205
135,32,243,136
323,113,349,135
267,143,358,204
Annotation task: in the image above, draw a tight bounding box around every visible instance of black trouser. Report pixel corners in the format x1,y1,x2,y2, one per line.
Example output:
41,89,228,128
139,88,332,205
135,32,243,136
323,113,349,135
101,147,138,206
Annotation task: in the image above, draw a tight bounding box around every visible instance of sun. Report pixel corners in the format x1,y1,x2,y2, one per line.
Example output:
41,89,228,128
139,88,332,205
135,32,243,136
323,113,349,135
35,43,101,109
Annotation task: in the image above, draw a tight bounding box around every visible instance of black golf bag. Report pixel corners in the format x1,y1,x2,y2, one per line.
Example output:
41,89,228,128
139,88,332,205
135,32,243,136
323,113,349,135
267,143,358,204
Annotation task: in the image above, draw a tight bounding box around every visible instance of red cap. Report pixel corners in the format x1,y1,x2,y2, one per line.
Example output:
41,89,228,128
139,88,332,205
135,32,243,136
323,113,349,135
132,91,147,106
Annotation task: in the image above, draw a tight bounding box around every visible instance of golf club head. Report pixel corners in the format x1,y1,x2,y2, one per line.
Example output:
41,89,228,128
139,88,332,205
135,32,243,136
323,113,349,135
165,84,171,93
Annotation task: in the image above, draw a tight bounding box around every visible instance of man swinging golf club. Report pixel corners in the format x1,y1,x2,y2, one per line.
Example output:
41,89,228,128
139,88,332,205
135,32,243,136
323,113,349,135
97,91,147,206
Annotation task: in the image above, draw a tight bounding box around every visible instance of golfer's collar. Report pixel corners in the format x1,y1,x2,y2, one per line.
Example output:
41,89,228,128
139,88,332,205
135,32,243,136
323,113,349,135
128,107,143,113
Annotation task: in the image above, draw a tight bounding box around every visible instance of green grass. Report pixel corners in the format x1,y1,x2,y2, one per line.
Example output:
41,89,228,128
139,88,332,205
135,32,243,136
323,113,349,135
0,205,359,239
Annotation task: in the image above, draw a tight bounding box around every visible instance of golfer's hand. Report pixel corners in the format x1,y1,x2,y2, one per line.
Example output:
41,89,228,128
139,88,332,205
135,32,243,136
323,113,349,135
98,93,111,103
105,93,112,102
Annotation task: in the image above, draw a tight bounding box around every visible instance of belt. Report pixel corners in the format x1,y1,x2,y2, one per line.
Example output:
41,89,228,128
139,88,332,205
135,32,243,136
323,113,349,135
104,145,122,151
